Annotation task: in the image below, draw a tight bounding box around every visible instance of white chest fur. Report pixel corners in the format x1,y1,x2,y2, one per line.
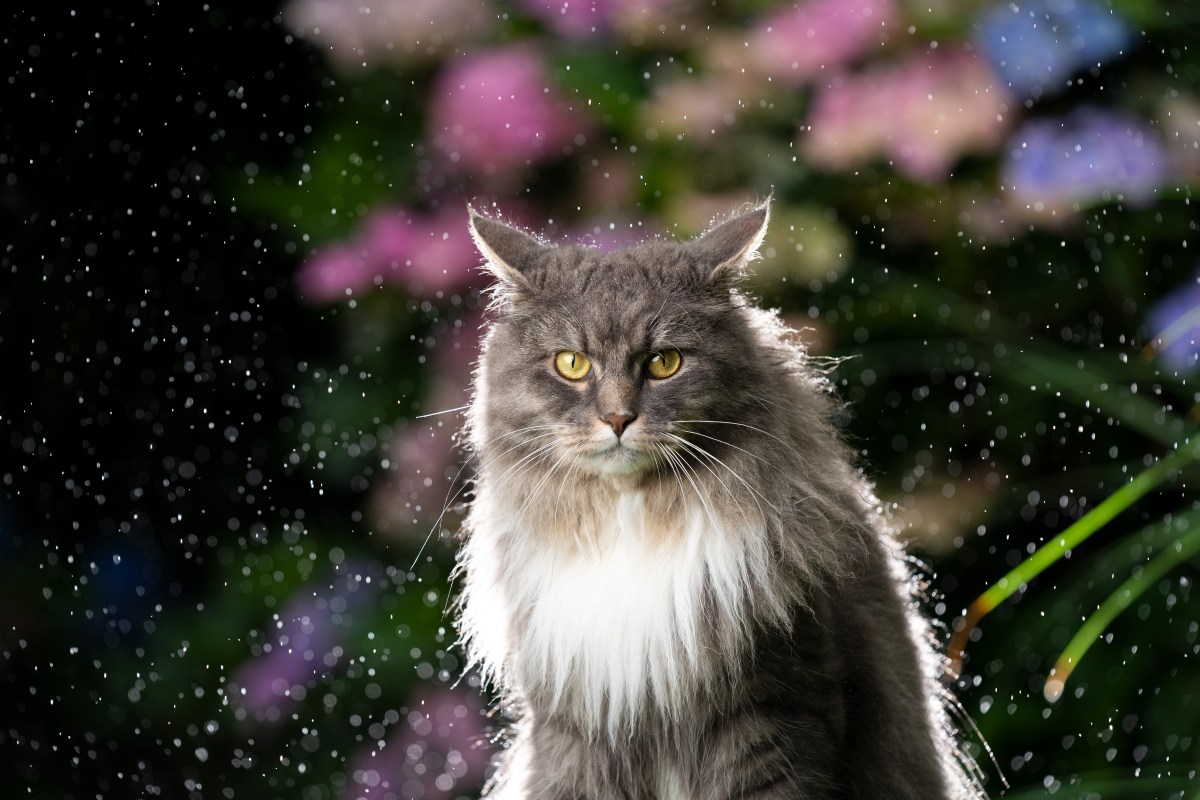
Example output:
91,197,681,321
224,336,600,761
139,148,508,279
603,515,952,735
460,488,772,739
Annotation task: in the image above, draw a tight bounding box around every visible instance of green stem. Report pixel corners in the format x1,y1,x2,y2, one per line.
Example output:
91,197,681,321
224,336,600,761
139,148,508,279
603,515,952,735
950,436,1200,665
978,437,1200,615
1044,521,1200,702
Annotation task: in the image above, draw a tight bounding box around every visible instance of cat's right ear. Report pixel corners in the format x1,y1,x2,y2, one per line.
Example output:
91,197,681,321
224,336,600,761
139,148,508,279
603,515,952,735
692,199,771,287
468,208,545,293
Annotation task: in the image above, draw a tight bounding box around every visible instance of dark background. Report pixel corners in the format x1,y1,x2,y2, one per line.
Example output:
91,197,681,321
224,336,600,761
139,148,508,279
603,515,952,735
4,4,349,795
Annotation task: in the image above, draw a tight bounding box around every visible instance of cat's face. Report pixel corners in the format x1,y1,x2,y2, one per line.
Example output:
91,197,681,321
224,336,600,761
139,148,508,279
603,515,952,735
470,204,772,482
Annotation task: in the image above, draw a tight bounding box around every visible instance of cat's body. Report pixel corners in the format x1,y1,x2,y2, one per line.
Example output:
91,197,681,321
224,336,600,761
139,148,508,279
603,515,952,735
455,202,982,799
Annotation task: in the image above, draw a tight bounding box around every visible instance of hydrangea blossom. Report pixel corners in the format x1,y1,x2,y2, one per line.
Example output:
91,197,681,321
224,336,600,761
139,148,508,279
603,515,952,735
229,572,374,719
976,0,1133,99
295,206,478,303
747,0,897,84
428,48,590,175
1001,107,1171,211
802,49,1012,180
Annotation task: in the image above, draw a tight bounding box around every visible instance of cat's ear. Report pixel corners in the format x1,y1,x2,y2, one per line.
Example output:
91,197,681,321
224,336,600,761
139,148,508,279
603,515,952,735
468,208,547,292
693,199,771,285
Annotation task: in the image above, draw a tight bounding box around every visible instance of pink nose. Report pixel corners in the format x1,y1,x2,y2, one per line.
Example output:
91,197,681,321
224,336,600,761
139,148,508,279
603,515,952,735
600,412,635,437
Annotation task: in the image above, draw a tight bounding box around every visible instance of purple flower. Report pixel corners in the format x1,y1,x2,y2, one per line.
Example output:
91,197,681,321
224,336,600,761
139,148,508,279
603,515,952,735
976,0,1133,99
747,0,898,84
1001,107,1172,211
230,572,374,720
429,48,591,176
1146,268,1200,374
802,50,1013,180
344,684,490,800
567,218,651,252
295,206,479,303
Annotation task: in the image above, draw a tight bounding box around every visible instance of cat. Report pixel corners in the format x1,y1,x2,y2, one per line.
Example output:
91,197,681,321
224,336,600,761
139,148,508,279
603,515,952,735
453,199,984,800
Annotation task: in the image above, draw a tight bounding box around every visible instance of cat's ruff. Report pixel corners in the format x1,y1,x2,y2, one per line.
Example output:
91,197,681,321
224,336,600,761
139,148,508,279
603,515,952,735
459,480,780,739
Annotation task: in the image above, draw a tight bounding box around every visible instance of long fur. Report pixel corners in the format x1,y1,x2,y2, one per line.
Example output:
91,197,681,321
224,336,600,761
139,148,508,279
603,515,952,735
454,203,986,799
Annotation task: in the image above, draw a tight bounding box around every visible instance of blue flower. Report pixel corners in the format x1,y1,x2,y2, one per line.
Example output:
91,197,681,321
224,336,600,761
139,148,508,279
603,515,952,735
1146,268,1200,374
1002,107,1170,211
976,0,1133,99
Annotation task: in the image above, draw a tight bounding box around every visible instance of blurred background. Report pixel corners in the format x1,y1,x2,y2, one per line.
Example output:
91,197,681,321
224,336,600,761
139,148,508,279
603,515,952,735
3,1,1199,798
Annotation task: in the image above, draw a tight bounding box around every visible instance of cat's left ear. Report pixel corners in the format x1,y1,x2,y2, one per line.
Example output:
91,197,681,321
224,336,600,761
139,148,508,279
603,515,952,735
693,198,771,285
468,207,548,293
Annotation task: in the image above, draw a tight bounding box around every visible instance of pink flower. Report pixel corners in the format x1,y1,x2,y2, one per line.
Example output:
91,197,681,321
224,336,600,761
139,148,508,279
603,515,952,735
802,49,1013,181
282,0,491,71
748,0,898,83
295,206,479,303
344,684,490,800
429,49,591,175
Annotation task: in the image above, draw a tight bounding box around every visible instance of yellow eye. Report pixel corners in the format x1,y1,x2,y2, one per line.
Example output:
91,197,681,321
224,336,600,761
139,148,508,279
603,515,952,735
554,350,592,380
646,349,682,379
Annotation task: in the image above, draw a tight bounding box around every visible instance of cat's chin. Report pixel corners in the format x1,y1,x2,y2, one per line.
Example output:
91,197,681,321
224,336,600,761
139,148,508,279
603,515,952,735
585,442,656,480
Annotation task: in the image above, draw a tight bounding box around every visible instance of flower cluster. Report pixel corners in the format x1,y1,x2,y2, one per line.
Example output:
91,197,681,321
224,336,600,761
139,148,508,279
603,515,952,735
802,48,1013,181
296,206,478,302
976,0,1134,99
229,571,375,721
344,685,489,800
428,48,591,177
745,0,898,85
1002,106,1171,213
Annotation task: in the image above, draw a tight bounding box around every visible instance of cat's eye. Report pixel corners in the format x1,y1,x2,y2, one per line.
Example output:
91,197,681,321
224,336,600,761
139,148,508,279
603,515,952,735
554,350,592,381
646,349,682,379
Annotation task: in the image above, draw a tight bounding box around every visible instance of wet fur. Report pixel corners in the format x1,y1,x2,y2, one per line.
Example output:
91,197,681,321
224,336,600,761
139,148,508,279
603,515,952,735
454,202,984,799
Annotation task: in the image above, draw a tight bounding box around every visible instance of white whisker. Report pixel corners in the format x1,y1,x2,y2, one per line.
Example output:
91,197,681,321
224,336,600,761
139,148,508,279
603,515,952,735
665,432,780,516
414,403,472,419
673,425,787,475
676,419,805,462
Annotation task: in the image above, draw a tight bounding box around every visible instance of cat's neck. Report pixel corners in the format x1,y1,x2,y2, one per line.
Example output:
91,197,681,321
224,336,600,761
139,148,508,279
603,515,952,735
489,462,762,553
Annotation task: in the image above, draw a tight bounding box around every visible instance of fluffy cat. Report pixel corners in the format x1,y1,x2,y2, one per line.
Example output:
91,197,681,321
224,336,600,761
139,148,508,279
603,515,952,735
454,200,983,800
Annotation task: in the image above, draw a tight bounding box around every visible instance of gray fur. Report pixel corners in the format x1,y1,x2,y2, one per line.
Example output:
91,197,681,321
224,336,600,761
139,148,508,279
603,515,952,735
454,201,985,799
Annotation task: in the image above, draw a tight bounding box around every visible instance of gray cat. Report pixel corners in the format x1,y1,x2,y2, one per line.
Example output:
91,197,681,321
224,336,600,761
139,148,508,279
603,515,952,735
454,200,984,800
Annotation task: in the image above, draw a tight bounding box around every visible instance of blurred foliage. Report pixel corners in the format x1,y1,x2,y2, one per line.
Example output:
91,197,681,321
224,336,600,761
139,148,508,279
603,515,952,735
4,0,1200,798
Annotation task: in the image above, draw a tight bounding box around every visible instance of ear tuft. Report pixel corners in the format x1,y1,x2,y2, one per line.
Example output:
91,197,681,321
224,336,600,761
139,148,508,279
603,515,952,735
694,197,772,284
467,207,547,290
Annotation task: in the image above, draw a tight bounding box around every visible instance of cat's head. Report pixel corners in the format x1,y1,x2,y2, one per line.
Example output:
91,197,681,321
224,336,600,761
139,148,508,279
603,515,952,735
468,201,781,483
